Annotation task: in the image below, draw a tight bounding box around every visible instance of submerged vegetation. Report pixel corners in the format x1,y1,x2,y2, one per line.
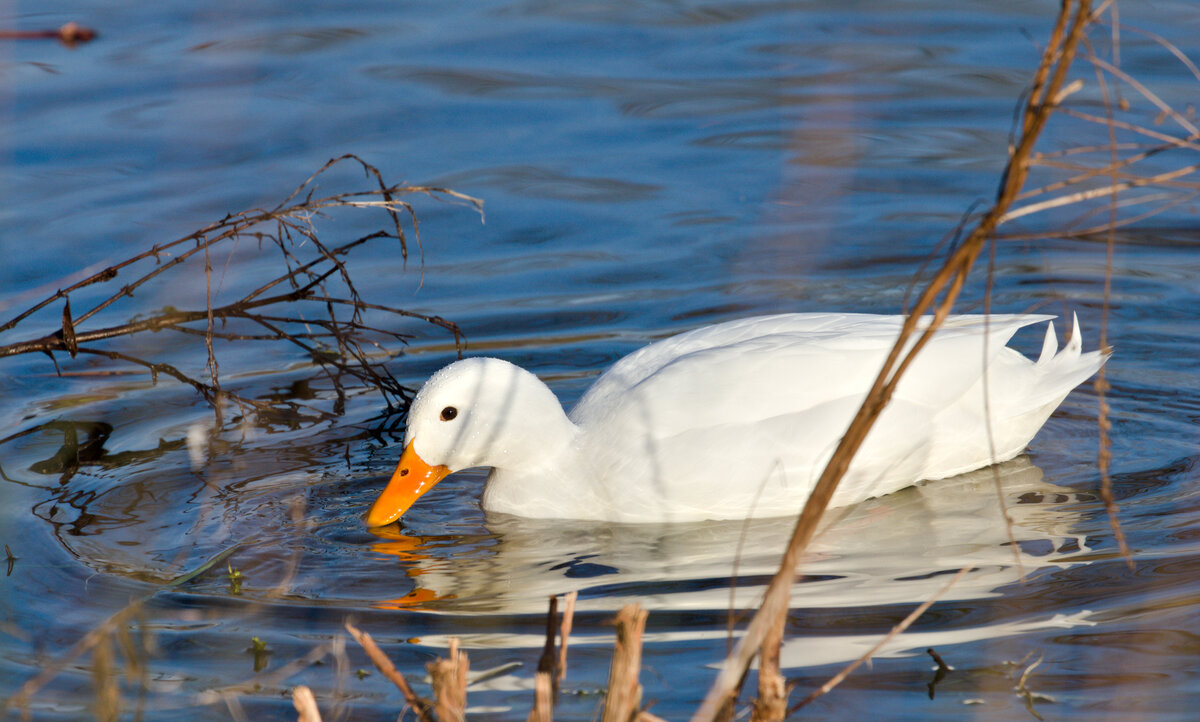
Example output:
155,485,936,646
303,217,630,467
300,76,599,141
4,0,1200,719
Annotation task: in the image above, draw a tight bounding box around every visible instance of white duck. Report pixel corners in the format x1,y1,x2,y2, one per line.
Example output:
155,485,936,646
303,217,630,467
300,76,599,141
366,313,1107,525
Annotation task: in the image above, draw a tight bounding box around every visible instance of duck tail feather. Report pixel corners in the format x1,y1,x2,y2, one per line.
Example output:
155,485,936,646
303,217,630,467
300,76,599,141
1038,319,1059,365
1067,312,1083,356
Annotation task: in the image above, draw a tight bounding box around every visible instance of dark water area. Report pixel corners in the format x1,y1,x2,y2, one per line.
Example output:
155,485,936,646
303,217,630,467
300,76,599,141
2,0,1200,719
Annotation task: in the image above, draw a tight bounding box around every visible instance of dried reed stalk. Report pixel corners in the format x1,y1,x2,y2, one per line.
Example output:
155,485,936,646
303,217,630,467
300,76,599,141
529,595,561,721
749,610,787,722
527,590,579,721
344,623,433,722
429,638,470,722
527,673,554,722
602,604,649,722
558,590,578,684
693,2,1095,718
293,685,323,722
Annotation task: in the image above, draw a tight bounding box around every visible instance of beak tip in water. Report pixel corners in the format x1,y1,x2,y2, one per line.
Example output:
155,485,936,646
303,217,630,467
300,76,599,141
365,441,450,527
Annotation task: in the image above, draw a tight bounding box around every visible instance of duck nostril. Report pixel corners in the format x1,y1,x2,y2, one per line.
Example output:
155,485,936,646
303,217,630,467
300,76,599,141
400,468,409,477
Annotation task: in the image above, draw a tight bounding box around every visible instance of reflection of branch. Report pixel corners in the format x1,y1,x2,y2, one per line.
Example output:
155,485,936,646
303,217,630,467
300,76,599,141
0,155,480,419
788,566,973,712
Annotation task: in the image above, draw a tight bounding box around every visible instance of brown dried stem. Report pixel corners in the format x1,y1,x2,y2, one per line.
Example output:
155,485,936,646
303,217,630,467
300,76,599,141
692,2,1094,718
344,623,434,722
749,609,788,722
1087,31,1135,565
602,604,649,722
293,686,323,722
429,638,469,722
558,590,578,684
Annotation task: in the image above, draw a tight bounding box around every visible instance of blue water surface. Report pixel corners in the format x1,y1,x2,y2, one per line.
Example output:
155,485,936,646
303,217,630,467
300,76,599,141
2,0,1200,719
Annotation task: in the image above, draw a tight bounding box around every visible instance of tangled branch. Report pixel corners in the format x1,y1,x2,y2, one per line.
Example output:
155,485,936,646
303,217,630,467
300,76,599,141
0,155,481,421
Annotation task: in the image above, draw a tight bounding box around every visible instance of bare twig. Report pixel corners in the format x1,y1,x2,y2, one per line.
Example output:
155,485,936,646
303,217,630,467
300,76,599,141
0,155,480,419
1087,28,1136,567
1015,653,1048,721
790,565,973,712
344,623,434,722
293,685,323,722
0,22,96,46
3,601,145,714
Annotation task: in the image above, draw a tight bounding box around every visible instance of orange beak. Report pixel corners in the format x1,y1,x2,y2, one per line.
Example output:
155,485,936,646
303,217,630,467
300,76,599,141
366,441,451,527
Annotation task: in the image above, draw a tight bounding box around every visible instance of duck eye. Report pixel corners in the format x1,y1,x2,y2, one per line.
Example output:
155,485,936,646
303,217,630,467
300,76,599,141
440,406,458,421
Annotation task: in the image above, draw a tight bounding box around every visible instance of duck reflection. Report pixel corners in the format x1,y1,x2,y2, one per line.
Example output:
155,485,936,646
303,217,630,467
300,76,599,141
366,456,1093,617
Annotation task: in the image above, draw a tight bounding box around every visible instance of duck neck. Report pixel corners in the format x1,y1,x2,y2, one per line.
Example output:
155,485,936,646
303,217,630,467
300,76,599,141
481,366,580,472
479,379,590,516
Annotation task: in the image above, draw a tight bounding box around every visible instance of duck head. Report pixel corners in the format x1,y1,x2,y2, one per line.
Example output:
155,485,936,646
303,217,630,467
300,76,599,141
366,357,571,527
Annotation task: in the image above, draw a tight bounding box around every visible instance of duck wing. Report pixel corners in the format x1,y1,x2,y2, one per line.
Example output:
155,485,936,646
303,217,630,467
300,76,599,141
566,313,1072,521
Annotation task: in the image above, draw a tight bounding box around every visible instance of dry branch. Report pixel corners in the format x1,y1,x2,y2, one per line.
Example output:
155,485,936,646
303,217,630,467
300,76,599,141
0,22,96,46
693,2,1097,718
0,154,480,420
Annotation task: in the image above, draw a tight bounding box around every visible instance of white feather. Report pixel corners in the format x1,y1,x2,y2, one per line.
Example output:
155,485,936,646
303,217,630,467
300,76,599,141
399,313,1108,523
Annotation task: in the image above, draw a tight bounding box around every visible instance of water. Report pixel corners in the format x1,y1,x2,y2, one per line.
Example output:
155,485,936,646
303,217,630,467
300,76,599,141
2,0,1199,719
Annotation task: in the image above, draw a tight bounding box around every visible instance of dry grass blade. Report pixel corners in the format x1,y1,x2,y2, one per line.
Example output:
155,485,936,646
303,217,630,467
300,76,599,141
558,590,578,684
602,604,649,722
1058,107,1200,151
344,622,433,722
790,565,974,712
429,638,469,722
1088,55,1200,136
692,3,1095,719
293,685,323,722
1087,27,1136,567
